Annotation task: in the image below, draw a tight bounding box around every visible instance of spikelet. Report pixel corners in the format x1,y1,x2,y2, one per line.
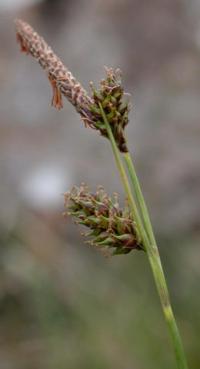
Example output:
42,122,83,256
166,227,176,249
15,20,130,151
64,184,143,255
89,67,130,152
15,19,93,122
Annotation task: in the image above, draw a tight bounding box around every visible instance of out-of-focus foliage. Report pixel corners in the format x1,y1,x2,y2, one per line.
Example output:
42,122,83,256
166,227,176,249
0,0,200,368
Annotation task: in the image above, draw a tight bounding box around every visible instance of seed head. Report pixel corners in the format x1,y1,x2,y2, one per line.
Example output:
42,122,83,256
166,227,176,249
64,184,143,255
89,67,130,152
15,19,93,121
15,20,130,152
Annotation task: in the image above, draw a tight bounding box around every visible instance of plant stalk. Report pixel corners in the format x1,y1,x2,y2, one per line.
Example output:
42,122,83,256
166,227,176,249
123,152,188,369
123,152,154,242
99,103,188,369
98,103,149,247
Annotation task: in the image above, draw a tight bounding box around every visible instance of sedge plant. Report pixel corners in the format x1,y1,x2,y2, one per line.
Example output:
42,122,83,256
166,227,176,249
15,19,189,369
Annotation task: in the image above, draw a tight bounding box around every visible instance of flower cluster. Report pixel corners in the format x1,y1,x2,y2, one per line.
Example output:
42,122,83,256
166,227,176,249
15,20,130,151
89,68,130,152
64,184,143,255
15,19,93,121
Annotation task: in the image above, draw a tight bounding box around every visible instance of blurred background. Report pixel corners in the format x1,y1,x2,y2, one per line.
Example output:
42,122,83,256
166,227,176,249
0,0,200,368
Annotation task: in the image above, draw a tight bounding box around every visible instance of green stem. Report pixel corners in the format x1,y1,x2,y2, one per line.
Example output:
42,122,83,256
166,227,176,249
99,104,188,369
98,103,149,248
123,152,155,243
123,152,188,369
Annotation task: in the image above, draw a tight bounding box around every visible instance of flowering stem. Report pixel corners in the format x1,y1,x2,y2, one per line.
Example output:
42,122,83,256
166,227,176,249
14,19,188,368
123,152,188,369
98,103,149,247
123,152,154,243
99,103,188,369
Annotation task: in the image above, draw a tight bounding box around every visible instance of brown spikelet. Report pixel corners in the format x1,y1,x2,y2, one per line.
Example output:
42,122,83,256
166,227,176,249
15,19,93,118
15,20,131,152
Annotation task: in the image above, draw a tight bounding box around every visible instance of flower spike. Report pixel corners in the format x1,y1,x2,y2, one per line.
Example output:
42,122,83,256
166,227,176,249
64,184,143,255
15,19,93,119
15,20,130,152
